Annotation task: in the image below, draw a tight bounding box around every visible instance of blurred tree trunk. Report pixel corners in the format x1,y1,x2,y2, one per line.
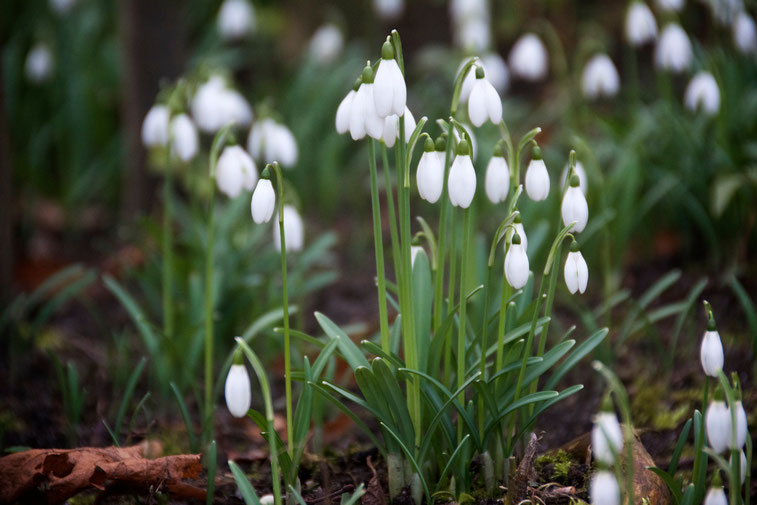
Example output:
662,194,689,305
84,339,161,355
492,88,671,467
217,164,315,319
0,57,11,304
118,0,185,225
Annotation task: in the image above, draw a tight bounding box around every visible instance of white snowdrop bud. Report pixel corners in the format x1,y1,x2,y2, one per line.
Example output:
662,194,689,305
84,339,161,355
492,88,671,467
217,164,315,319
141,105,170,148
590,471,620,505
685,72,720,116
216,146,257,198
700,328,724,377
706,400,732,454
656,0,684,12
373,0,403,20
468,66,503,127
730,450,747,484
733,401,747,450
525,146,549,201
485,143,509,203
374,41,407,119
192,76,252,133
349,67,384,141
625,2,658,46
509,33,548,81
655,24,692,73
592,410,623,464
247,118,298,167
25,43,53,84
309,24,344,65
564,245,589,295
703,485,728,505
734,12,757,54
504,233,529,289
581,54,620,99
224,361,251,418
170,114,199,163
251,178,276,224
561,160,587,194
417,138,445,203
273,205,304,253
218,0,256,40
411,246,424,268
382,107,415,148
448,141,477,208
561,174,589,233
513,215,528,252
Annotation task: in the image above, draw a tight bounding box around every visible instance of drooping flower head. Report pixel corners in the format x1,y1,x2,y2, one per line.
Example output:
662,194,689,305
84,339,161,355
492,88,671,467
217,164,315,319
374,40,407,118
192,76,252,133
703,472,727,505
734,12,757,54
247,118,298,167
564,240,589,295
504,231,529,289
142,104,170,148
625,2,658,46
216,145,258,198
509,33,548,81
468,66,503,127
655,24,692,73
170,114,199,163
417,136,445,203
349,65,384,141
525,145,550,201
25,43,54,84
581,54,620,99
448,139,477,208
561,173,589,233
706,395,732,454
684,72,720,116
309,24,344,65
225,351,252,418
591,397,623,464
217,0,256,40
485,142,509,204
700,314,724,377
336,78,362,135
251,170,276,224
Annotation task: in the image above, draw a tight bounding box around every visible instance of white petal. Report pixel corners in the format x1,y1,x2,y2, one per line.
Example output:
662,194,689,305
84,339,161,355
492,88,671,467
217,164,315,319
485,157,509,203
336,90,355,134
224,364,252,418
251,179,276,223
484,80,502,123
273,205,304,253
363,85,385,140
700,330,724,377
382,115,399,148
592,412,624,464
561,187,589,233
390,62,407,116
448,155,476,208
734,401,747,449
373,61,395,118
170,114,199,162
706,401,732,454
704,487,728,505
590,471,620,505
141,105,170,147
525,159,550,201
504,244,529,289
349,86,367,140
468,80,488,127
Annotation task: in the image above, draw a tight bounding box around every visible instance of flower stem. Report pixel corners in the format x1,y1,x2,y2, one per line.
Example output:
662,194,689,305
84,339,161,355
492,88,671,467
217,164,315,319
381,144,402,288
457,208,472,443
368,140,391,354
162,165,175,341
433,120,456,332
203,182,216,444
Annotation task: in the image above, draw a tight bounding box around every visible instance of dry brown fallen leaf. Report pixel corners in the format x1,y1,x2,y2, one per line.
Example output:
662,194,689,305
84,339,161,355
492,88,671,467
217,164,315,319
0,441,204,504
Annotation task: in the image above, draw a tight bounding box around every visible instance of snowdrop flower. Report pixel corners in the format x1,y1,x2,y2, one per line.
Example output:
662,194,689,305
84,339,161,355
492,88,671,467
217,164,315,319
309,24,344,65
582,55,620,99
50,0,75,15
141,105,170,148
592,410,623,464
460,55,509,102
525,146,549,201
448,141,477,208
733,400,748,449
224,359,251,418
706,400,732,454
513,215,528,252
170,114,199,163
273,205,304,253
452,126,478,161
336,79,361,135
509,33,548,81
731,451,747,483
216,145,257,198
485,143,509,203
417,137,445,203
655,24,692,73
251,178,275,224
218,0,256,40
411,246,424,268
504,233,529,289
382,107,415,148
734,12,757,54
625,2,658,46
192,76,252,133
373,0,403,20
700,328,724,377
561,174,589,233
456,18,492,53
374,41,407,119
468,66,503,127
685,72,720,116
25,43,53,84
564,243,589,295
656,0,684,12
248,118,298,168
704,479,727,505
561,161,587,194
260,495,275,505
349,67,384,141
450,0,488,21
590,471,620,505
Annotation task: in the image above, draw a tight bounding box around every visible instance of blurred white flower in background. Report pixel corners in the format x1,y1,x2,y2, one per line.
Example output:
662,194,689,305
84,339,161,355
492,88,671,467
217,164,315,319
591,410,623,463
590,471,620,505
705,399,731,454
141,105,170,148
733,12,757,54
684,72,720,116
216,145,258,198
625,2,658,46
25,43,54,84
450,0,491,52
224,363,251,418
373,0,403,20
192,76,252,133
247,118,298,167
308,24,344,65
708,0,742,25
656,0,684,12
170,114,199,163
560,161,587,194
655,23,692,73
273,205,305,253
460,54,509,102
581,54,620,99
49,0,76,15
218,0,256,40
509,33,549,81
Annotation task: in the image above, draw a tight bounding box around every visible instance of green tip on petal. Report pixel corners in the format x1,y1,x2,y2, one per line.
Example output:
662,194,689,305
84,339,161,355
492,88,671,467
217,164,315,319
362,65,375,84
493,142,504,157
424,136,435,152
570,239,580,253
569,173,580,187
512,232,522,245
475,66,485,79
455,140,470,156
514,213,522,224
435,136,447,152
232,348,244,365
532,145,542,160
261,166,272,179
382,40,394,60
